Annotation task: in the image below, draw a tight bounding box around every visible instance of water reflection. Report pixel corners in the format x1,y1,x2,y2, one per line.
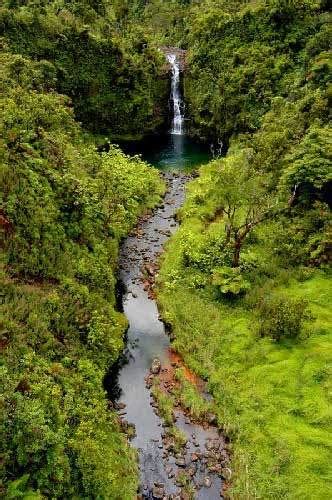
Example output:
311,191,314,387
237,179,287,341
117,134,211,171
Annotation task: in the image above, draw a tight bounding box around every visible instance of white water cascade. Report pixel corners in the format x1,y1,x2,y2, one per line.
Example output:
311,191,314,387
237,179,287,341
167,53,184,135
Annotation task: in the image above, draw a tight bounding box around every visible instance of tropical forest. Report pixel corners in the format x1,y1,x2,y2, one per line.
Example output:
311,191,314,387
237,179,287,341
0,1,331,499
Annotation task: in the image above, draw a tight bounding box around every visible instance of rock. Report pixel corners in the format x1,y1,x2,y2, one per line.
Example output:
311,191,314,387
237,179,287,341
115,402,126,410
205,440,215,451
145,375,153,389
145,263,155,276
223,467,232,481
187,465,197,477
154,482,165,489
203,476,212,488
152,485,164,499
191,453,199,462
209,464,222,474
150,358,161,374
175,457,186,467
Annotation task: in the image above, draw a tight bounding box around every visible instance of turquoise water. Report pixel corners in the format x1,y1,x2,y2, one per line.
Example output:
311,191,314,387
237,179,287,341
117,134,211,170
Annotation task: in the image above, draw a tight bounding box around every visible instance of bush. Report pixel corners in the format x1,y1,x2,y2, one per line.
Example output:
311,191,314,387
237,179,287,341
212,266,250,298
256,295,312,341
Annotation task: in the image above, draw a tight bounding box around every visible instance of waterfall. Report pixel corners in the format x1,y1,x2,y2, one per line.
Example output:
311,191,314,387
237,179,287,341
167,53,184,136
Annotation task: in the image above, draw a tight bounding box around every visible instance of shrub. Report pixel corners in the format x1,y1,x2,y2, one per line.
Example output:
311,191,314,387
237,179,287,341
212,266,250,298
256,295,312,341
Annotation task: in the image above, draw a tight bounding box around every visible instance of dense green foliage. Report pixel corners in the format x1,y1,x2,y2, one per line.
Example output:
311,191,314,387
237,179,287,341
0,0,169,137
157,1,332,498
184,0,331,142
0,50,164,497
1,0,331,498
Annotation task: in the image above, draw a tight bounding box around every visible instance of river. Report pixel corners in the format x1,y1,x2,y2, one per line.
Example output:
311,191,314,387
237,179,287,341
110,53,228,499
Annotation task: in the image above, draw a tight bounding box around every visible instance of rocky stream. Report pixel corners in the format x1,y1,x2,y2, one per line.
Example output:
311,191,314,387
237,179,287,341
111,171,230,499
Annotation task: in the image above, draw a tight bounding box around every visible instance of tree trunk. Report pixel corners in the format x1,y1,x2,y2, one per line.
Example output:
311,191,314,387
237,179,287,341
232,239,242,267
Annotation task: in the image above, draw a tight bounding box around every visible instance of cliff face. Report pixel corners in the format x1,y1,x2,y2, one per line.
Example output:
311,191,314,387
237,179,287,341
159,47,187,72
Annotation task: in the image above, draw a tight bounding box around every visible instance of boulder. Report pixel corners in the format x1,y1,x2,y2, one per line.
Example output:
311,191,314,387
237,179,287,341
151,358,162,374
203,476,212,488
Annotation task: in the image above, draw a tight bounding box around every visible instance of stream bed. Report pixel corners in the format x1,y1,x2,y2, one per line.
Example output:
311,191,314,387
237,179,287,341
110,51,228,499
113,172,228,499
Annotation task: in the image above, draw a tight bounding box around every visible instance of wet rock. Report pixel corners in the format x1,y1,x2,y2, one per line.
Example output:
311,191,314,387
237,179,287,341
205,440,215,451
154,482,165,489
187,465,197,477
203,476,212,488
114,402,126,410
208,464,222,474
145,374,154,389
150,358,161,374
175,457,186,467
152,485,165,499
164,441,173,451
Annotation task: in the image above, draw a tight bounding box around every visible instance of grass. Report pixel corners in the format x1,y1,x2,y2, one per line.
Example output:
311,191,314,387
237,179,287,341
151,381,187,453
157,222,332,499
174,368,215,423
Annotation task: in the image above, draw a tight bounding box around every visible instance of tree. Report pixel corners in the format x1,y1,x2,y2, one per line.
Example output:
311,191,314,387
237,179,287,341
280,125,332,207
213,149,275,267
